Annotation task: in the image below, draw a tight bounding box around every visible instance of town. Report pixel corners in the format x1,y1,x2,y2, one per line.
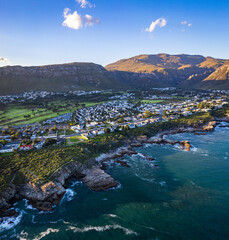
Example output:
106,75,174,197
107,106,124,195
0,89,228,154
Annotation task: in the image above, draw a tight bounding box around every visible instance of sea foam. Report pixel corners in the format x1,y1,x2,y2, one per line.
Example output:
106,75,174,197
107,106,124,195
0,211,23,232
67,224,137,235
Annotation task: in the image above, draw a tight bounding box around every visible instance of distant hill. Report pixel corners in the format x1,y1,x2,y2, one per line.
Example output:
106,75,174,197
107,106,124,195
0,62,124,95
1,54,229,95
105,54,229,89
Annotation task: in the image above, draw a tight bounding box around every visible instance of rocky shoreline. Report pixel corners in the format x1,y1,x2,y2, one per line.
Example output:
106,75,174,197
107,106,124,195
0,162,118,219
0,120,221,220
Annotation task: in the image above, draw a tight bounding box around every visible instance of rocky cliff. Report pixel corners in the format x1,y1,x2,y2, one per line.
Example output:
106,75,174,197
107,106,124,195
0,160,118,217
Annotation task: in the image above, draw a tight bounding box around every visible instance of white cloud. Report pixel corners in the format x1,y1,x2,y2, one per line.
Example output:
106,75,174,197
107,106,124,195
181,21,192,27
62,8,83,30
145,18,167,33
62,8,100,30
76,0,95,8
0,57,10,66
84,14,100,26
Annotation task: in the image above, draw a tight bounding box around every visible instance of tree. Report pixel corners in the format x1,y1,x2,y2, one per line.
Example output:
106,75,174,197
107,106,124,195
15,131,21,139
122,125,129,131
143,110,153,118
52,125,58,132
104,128,111,133
163,110,167,118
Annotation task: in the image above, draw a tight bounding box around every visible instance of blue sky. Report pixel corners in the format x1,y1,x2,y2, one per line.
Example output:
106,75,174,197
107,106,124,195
0,0,228,66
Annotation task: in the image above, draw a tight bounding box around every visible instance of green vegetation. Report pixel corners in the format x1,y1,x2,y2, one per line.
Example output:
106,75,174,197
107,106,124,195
69,137,80,142
211,104,229,118
0,145,90,190
0,100,108,127
68,135,88,145
57,129,76,136
140,100,163,104
0,111,213,192
143,110,153,118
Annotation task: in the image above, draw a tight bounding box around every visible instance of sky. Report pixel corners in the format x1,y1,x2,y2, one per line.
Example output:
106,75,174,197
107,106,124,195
0,0,229,67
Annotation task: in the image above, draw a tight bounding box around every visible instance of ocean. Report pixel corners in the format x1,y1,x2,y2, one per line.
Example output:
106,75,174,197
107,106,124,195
1,123,229,240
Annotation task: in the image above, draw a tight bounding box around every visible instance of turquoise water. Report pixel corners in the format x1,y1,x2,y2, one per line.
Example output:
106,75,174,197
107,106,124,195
1,124,229,240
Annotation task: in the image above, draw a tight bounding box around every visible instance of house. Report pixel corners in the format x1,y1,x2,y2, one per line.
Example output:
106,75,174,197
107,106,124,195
19,144,33,151
92,130,105,135
128,124,136,129
0,147,13,153
5,142,20,150
35,141,45,149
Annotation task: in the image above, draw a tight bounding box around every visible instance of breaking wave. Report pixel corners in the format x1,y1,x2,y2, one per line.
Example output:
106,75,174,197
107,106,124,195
0,211,23,232
23,199,37,211
67,224,137,235
61,189,76,202
18,228,59,240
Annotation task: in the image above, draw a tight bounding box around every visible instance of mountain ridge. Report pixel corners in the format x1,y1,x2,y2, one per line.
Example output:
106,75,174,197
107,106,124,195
0,54,229,95
0,62,125,95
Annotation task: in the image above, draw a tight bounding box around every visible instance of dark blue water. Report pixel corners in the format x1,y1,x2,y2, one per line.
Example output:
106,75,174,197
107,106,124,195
1,124,229,240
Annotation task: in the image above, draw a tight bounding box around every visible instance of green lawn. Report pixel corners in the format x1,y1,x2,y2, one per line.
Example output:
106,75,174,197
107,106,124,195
0,106,74,126
0,101,107,127
0,152,14,157
80,101,106,107
140,99,164,104
69,137,80,142
57,129,76,136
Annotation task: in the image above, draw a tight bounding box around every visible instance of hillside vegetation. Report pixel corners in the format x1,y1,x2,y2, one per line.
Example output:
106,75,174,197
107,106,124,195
0,62,125,95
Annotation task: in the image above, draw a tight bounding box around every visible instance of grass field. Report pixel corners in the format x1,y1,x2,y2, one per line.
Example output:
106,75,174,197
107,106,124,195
57,129,76,136
0,101,106,127
67,135,88,145
69,137,80,142
140,99,164,104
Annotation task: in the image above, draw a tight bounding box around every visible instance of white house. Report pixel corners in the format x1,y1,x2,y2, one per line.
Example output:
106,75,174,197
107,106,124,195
0,147,13,153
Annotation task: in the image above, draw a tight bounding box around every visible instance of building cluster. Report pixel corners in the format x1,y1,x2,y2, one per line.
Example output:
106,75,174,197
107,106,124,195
43,113,73,125
0,90,110,104
71,96,227,138
0,90,228,153
0,91,58,103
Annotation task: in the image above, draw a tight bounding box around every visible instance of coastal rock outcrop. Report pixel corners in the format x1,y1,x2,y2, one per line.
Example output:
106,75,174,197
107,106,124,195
18,181,66,211
0,184,18,218
202,121,217,131
115,160,131,167
79,167,118,191
0,161,119,216
179,141,192,151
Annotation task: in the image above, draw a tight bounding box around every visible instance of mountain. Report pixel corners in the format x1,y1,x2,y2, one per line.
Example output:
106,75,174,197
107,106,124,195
1,54,229,95
198,62,229,89
105,54,229,89
0,62,124,95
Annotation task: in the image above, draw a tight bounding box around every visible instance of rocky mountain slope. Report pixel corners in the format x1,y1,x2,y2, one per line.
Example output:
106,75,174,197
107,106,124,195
198,61,229,89
0,62,124,95
105,54,229,89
